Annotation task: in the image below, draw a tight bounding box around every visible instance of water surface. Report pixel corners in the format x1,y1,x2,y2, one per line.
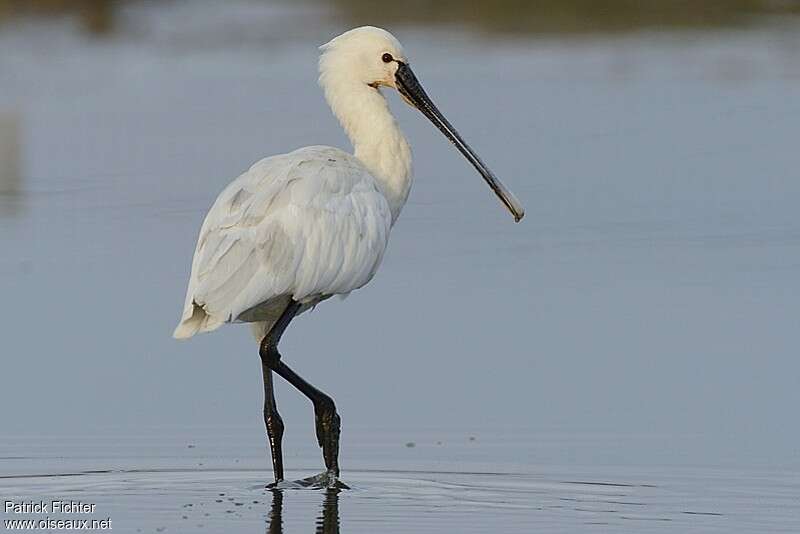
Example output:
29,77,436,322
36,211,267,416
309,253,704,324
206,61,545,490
2,429,797,532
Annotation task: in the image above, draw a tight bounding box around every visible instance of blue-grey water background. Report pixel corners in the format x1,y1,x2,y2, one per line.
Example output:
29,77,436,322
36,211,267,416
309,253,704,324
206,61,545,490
0,1,799,532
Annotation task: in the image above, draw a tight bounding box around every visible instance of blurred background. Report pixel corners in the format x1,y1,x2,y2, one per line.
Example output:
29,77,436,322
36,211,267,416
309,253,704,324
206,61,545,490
1,0,799,475
2,0,800,35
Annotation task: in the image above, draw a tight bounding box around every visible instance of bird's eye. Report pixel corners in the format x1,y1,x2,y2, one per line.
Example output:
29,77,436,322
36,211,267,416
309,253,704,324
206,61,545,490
381,53,393,63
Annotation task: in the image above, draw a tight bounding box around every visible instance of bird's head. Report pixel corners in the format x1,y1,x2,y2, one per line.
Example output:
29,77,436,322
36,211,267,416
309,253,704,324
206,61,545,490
320,26,525,223
319,26,408,92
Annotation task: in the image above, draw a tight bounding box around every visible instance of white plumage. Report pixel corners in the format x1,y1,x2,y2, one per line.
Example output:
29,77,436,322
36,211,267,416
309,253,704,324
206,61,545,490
173,28,408,340
173,146,392,339
172,26,522,487
174,26,522,342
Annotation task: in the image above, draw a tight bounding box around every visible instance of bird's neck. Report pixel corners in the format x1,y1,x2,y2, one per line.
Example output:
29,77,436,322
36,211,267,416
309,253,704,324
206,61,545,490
324,81,412,223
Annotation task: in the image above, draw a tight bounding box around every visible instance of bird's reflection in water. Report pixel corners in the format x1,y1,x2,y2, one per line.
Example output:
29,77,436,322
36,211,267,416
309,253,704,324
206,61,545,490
266,490,283,534
266,488,341,534
0,111,23,219
316,489,341,534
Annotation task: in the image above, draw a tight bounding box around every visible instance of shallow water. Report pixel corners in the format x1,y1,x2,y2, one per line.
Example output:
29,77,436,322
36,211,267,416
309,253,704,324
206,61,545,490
0,468,779,533
2,429,798,533
1,2,799,532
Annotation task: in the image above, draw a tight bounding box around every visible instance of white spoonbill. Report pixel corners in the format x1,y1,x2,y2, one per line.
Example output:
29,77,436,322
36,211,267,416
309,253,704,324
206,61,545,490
173,26,524,488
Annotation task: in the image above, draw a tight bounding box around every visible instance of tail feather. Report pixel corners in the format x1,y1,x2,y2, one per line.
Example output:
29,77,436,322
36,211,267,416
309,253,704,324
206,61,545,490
172,302,222,339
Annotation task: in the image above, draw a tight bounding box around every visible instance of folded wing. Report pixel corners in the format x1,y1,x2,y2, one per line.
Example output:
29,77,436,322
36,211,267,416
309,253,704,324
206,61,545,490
173,146,392,339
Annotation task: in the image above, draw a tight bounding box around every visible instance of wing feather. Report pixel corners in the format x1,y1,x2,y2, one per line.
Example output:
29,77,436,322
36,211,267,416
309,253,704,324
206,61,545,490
173,146,392,339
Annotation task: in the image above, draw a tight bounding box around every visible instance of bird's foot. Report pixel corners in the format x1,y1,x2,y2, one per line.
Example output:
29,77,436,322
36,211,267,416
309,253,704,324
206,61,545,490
266,471,349,490
297,470,350,490
314,398,341,477
266,479,284,490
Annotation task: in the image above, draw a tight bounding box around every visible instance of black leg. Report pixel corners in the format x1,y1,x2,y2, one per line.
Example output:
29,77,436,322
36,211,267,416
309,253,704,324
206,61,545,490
261,363,284,484
260,301,300,484
260,300,343,478
271,359,341,477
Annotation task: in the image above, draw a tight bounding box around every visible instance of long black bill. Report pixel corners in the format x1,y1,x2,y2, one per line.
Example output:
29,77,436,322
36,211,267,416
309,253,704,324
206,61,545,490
395,62,524,222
